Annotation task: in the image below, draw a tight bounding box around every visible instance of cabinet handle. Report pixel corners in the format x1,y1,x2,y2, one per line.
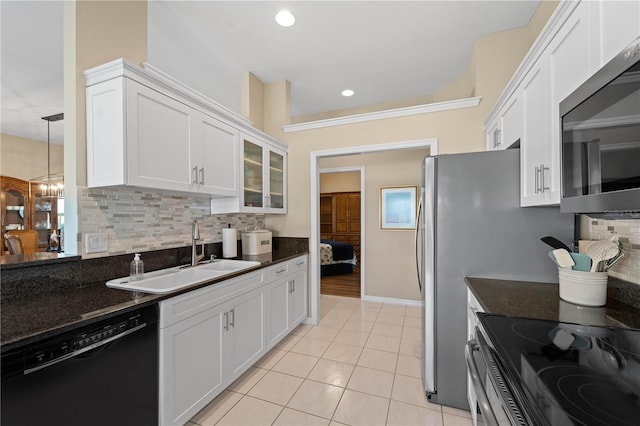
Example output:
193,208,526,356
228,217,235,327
296,261,305,267
229,308,235,328
224,311,229,331
199,167,205,186
276,268,287,275
541,164,550,192
192,166,198,185
534,166,540,194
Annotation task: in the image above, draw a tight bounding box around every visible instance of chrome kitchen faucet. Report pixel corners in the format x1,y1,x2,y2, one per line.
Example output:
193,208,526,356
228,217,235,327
191,220,205,266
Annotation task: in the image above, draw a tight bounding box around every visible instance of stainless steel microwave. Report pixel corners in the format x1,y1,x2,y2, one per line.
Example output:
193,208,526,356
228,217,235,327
560,35,640,214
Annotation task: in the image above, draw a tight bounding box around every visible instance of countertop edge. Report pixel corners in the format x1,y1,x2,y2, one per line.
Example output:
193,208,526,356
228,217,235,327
1,251,309,352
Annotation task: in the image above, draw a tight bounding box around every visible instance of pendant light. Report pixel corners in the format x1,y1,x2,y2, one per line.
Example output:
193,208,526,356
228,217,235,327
31,113,64,198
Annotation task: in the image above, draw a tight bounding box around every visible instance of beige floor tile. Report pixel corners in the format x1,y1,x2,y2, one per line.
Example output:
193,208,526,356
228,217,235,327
334,328,370,347
273,408,330,426
216,395,283,426
376,313,405,326
357,347,398,372
396,354,422,378
287,379,344,419
186,422,199,426
443,412,473,426
403,315,422,328
255,348,287,370
402,325,422,341
365,333,401,353
379,304,406,316
272,352,319,378
370,322,403,338
391,374,430,407
329,422,349,426
442,405,472,419
359,301,383,311
347,366,394,398
291,323,313,336
405,306,422,317
247,370,304,405
319,316,348,329
342,318,375,333
399,338,421,357
332,389,389,426
276,333,303,351
322,341,363,364
306,325,341,341
190,390,242,426
227,367,268,394
291,336,331,357
334,298,361,310
307,358,355,387
387,400,444,426
325,307,356,321
349,309,379,322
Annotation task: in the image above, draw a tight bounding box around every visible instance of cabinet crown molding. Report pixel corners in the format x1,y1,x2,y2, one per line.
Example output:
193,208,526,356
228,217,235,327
84,58,286,150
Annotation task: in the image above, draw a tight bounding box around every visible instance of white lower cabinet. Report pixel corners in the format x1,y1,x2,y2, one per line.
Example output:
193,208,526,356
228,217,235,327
160,304,225,426
265,257,308,349
159,255,308,425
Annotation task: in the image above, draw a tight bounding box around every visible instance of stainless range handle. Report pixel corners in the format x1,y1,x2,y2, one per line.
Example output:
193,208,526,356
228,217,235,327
465,339,499,426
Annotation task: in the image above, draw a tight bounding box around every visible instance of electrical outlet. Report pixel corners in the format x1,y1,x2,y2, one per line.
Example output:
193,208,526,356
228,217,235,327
85,233,108,253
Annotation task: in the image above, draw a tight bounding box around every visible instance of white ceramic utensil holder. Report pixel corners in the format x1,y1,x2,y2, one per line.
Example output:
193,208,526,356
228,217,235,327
558,268,608,307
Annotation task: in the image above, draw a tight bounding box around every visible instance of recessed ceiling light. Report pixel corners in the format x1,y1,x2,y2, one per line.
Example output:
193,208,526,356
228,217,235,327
341,89,355,97
275,10,295,27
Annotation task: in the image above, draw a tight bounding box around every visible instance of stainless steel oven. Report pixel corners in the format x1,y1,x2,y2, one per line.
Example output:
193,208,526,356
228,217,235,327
560,35,640,215
467,313,640,426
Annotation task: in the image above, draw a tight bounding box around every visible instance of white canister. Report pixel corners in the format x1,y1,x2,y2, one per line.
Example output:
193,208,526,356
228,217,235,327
242,230,272,255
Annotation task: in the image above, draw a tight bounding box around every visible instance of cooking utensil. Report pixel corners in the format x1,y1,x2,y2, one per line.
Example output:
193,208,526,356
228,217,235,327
569,253,592,272
541,236,572,252
551,249,575,268
586,240,620,272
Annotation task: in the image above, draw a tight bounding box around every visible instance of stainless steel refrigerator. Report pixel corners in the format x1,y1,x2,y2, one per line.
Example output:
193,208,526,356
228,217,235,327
417,148,574,409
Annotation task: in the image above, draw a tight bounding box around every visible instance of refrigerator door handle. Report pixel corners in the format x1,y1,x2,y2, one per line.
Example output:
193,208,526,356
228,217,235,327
414,195,423,292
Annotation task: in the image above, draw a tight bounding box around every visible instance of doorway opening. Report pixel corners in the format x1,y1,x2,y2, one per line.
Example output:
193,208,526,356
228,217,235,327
308,139,437,325
319,167,363,298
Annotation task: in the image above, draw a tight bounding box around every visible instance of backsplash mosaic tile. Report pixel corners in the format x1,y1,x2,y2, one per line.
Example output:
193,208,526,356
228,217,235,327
581,215,640,285
78,187,265,258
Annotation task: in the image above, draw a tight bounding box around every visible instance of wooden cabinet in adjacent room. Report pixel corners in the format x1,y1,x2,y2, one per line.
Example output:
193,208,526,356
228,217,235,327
319,192,361,260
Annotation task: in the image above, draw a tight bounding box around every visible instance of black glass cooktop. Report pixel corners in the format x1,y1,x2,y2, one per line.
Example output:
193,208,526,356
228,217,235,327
477,313,640,426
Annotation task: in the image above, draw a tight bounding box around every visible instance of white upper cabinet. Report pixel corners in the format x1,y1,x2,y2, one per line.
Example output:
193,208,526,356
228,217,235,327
85,59,284,204
594,0,640,65
485,0,640,207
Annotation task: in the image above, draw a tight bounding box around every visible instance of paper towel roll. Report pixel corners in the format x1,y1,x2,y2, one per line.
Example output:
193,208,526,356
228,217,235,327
222,228,237,258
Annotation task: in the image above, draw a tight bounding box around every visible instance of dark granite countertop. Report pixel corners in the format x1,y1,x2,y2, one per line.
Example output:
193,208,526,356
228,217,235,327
466,277,640,329
1,246,308,352
1,252,81,269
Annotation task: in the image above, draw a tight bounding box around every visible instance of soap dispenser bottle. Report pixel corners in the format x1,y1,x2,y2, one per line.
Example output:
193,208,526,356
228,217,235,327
130,253,144,281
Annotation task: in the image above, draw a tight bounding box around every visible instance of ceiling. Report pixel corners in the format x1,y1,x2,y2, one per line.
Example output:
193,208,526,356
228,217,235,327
1,0,540,145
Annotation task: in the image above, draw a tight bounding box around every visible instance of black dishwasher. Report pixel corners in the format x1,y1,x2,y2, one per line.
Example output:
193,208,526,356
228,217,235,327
1,304,159,426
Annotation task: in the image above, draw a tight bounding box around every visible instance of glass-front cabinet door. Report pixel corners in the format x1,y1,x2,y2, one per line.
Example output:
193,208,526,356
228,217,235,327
240,136,287,214
269,151,284,210
243,139,264,209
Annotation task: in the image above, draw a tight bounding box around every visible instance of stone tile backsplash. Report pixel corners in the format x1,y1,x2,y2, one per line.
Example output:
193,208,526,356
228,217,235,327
78,187,265,258
581,215,640,285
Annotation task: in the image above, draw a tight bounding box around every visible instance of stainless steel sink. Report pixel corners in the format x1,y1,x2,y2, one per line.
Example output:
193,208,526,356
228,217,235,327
105,259,261,294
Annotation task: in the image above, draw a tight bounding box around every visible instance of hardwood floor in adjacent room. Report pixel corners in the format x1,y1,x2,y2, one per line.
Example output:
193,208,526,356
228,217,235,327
321,266,361,298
